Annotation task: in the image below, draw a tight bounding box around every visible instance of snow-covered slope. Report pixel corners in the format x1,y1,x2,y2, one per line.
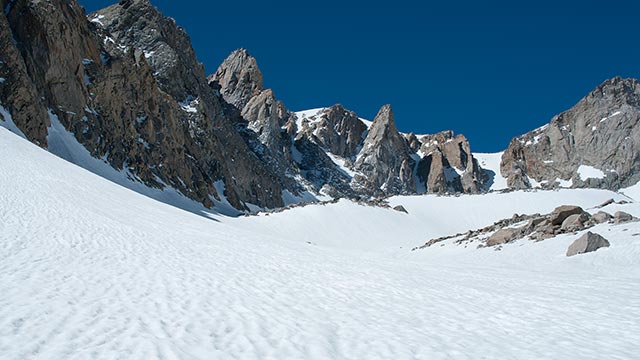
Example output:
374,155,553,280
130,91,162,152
1,126,640,359
474,151,509,190
621,181,640,202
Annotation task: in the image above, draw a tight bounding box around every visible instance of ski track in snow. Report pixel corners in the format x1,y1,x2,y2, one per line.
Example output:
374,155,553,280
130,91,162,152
1,127,640,359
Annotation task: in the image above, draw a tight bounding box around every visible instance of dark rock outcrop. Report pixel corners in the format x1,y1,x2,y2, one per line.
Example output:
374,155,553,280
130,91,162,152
393,205,408,213
0,1,50,145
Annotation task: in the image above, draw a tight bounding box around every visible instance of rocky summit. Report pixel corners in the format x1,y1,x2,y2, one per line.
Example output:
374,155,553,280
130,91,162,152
0,0,638,214
353,105,417,195
501,77,640,190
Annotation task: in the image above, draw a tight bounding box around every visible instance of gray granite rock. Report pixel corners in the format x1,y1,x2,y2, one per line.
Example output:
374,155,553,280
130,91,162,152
592,211,613,224
614,211,634,224
561,212,590,232
486,228,521,246
550,206,584,226
566,232,610,257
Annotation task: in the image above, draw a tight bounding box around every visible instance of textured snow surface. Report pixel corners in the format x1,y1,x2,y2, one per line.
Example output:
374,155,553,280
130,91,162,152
1,126,640,359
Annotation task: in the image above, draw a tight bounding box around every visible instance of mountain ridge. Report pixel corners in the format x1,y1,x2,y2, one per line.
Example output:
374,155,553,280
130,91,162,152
0,0,638,215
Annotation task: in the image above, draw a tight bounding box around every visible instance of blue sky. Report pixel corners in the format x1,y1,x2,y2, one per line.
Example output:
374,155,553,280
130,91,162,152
82,0,639,152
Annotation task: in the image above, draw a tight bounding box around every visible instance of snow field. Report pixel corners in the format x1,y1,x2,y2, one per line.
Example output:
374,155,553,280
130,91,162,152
1,126,640,359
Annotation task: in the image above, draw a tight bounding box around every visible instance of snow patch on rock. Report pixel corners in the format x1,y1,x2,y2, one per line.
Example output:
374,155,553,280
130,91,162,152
577,165,606,181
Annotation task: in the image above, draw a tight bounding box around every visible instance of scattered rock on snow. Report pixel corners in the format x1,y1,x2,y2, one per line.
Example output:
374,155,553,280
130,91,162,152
417,203,634,251
597,199,615,208
393,205,408,214
566,232,610,257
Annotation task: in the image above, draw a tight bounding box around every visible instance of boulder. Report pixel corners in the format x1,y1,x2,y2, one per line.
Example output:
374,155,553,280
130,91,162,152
566,232,610,257
614,211,634,224
592,211,613,224
561,212,591,231
533,219,557,236
550,205,584,226
486,228,521,246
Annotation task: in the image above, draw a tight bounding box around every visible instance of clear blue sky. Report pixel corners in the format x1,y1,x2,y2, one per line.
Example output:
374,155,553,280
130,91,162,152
81,0,639,152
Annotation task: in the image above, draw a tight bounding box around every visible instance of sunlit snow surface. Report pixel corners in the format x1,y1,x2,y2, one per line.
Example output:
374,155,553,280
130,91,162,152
1,126,640,359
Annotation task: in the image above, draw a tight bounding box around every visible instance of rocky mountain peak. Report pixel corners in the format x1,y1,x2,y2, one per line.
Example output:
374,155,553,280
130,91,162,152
301,104,368,159
353,104,416,194
588,76,640,106
92,0,208,103
367,104,398,137
209,48,264,110
501,76,640,190
118,0,152,10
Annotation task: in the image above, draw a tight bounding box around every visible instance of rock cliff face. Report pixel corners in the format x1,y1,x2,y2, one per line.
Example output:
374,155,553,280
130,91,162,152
501,77,640,190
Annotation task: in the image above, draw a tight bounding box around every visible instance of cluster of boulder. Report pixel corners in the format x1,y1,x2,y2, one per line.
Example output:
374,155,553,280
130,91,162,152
416,201,637,257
